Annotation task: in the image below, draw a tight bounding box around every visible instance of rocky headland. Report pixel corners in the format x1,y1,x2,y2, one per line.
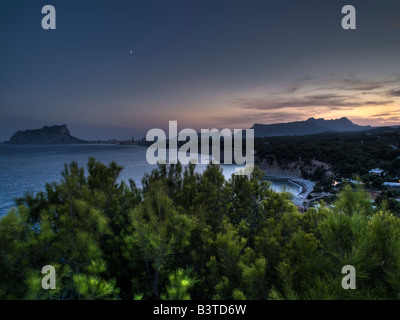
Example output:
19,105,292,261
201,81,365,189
4,125,88,144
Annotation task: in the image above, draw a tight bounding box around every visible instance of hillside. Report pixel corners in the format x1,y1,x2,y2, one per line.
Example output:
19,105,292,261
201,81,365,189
252,117,371,137
255,127,400,178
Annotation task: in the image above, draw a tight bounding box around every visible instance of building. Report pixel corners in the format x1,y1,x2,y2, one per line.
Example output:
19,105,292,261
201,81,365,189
383,182,400,188
369,168,384,175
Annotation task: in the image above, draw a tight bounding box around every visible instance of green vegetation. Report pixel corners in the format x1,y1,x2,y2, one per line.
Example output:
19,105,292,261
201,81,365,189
375,190,400,216
255,128,400,179
1,158,400,300
255,128,400,208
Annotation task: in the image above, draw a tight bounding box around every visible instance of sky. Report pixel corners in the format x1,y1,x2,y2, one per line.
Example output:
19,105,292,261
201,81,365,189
1,0,400,140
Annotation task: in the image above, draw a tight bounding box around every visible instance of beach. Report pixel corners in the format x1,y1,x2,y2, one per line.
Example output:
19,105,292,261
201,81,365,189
263,175,316,207
289,178,316,207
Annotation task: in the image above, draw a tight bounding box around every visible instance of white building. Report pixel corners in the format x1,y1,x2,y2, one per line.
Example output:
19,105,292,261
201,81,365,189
369,168,384,175
383,182,400,188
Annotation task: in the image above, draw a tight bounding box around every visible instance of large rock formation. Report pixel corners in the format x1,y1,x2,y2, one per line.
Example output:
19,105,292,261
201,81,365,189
252,117,371,138
4,125,88,144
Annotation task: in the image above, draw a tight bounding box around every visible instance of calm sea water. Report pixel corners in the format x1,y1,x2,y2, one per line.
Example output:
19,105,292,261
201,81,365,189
0,144,300,216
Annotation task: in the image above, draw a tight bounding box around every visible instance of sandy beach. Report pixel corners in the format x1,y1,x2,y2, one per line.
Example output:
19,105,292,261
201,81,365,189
289,178,316,207
263,175,316,207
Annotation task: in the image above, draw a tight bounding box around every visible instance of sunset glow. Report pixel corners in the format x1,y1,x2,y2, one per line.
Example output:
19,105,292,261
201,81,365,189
1,1,400,140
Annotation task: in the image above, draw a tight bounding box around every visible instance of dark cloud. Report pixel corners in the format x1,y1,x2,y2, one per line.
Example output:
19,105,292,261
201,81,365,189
363,100,394,105
278,77,315,94
212,111,308,127
346,84,384,91
320,76,400,93
341,78,384,91
230,75,398,121
284,84,303,94
233,94,392,112
233,94,353,111
373,110,400,118
373,113,391,117
388,89,400,97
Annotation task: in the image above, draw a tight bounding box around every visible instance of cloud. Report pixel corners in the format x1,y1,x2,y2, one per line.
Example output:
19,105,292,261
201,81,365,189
372,113,391,117
211,111,308,128
363,100,394,105
388,89,400,97
349,115,400,127
233,94,350,111
318,75,400,93
233,94,393,112
220,74,400,128
277,77,315,94
387,116,400,121
230,74,399,116
341,77,385,91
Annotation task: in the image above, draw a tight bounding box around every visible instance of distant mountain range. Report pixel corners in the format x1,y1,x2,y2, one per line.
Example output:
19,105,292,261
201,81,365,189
4,125,88,144
251,117,372,137
0,118,382,144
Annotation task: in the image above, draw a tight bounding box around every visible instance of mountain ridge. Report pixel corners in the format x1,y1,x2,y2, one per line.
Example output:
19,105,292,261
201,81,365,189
252,117,372,137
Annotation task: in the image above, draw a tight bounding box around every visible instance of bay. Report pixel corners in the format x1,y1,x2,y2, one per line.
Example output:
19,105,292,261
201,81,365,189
0,144,301,215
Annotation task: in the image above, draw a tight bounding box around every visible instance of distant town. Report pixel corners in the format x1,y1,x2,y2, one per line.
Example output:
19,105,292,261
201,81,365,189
88,137,148,146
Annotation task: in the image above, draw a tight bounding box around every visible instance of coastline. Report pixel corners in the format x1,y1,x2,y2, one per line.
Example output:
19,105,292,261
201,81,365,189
263,175,316,207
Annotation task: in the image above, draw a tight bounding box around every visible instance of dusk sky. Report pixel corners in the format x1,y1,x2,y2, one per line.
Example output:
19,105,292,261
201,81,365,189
1,0,400,140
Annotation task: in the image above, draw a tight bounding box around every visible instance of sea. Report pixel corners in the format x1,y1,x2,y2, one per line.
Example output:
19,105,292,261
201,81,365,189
0,144,301,216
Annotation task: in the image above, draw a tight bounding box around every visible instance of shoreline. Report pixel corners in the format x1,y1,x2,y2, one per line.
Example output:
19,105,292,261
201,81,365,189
263,175,316,207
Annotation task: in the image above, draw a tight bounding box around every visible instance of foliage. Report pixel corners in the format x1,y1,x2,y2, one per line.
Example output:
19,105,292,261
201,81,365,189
255,128,400,180
1,158,400,300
